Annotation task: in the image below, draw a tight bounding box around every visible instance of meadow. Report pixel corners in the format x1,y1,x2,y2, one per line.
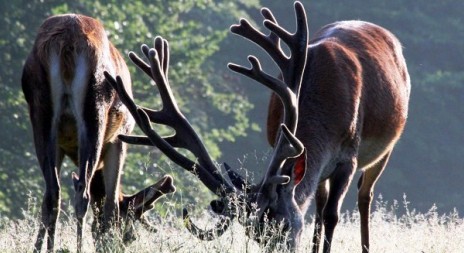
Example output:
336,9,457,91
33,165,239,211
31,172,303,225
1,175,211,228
0,195,462,253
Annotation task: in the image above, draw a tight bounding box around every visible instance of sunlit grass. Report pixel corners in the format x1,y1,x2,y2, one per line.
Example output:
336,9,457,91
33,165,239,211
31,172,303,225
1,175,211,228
1,195,463,252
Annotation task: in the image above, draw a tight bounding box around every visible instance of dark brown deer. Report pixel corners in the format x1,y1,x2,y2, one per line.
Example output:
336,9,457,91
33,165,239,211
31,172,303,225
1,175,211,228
22,14,175,253
106,1,410,252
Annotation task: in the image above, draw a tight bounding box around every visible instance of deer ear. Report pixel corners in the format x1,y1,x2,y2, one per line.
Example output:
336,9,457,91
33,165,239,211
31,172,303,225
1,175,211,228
292,149,306,186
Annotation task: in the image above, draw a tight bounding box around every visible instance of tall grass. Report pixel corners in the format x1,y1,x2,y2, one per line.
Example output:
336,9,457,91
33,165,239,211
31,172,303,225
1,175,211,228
1,195,463,252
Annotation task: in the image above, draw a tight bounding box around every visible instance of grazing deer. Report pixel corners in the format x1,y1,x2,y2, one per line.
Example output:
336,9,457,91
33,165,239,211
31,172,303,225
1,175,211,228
106,1,410,252
22,14,175,253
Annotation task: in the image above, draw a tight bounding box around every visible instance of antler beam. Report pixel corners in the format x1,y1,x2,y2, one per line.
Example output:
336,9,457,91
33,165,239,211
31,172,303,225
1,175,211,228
105,37,235,197
229,1,308,132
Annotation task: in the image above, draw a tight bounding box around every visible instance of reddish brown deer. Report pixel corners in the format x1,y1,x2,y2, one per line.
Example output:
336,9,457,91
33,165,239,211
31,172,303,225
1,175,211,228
106,1,410,252
22,14,175,253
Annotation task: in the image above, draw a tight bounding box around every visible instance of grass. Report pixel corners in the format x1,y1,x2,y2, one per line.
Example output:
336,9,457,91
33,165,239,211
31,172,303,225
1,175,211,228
1,195,463,252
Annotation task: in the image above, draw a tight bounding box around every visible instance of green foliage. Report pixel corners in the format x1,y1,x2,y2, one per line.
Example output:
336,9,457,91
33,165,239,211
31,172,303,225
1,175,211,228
0,0,258,218
1,0,464,221
0,0,55,216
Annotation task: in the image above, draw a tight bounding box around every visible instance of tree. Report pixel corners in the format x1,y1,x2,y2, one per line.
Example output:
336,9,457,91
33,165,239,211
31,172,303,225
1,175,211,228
0,0,260,218
2,0,463,219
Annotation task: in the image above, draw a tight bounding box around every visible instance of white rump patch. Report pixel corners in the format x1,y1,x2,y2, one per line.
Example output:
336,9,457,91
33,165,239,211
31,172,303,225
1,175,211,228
71,54,89,134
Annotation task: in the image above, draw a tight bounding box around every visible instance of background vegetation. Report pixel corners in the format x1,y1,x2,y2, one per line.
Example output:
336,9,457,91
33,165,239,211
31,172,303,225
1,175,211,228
0,0,463,223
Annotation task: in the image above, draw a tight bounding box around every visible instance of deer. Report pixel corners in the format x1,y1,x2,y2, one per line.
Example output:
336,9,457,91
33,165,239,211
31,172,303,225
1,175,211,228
105,1,410,252
21,14,176,253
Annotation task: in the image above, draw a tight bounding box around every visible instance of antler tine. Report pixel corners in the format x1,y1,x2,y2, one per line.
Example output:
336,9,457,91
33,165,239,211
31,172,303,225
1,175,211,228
228,2,308,133
265,124,304,180
127,46,171,125
230,15,286,78
263,1,308,95
260,7,280,49
122,175,176,216
129,50,150,75
106,37,236,197
250,124,304,221
183,208,232,241
282,1,308,95
155,36,169,77
228,55,298,134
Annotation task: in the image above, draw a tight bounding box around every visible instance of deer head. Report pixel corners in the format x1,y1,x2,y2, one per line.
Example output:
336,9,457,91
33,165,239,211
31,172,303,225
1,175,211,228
105,2,309,248
107,1,410,252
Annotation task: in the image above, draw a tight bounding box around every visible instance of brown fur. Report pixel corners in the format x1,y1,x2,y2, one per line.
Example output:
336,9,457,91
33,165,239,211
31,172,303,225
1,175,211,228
266,21,410,253
35,14,104,83
21,14,170,253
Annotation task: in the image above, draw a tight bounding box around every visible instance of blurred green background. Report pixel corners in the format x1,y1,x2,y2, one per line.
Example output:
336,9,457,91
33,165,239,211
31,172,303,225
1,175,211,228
0,0,462,219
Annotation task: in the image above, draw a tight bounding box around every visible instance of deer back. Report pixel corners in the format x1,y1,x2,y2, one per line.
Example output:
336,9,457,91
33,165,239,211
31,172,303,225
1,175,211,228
268,20,410,186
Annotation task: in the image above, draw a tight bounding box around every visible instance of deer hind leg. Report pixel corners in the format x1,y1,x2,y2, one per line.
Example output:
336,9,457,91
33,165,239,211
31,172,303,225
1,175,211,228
89,170,106,240
30,114,66,252
33,127,63,253
312,180,329,253
322,159,357,253
357,151,391,253
27,56,66,252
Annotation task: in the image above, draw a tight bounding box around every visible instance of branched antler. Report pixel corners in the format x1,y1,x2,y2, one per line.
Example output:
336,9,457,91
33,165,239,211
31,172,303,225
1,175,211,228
229,1,308,132
105,37,235,197
177,1,309,240
105,1,309,242
227,1,308,194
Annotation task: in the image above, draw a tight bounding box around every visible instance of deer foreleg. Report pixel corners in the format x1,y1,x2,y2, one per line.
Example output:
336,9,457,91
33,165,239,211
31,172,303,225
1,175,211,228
322,159,356,253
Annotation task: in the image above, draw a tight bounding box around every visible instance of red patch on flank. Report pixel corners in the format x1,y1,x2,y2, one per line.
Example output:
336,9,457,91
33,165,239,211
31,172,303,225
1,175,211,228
293,153,306,185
